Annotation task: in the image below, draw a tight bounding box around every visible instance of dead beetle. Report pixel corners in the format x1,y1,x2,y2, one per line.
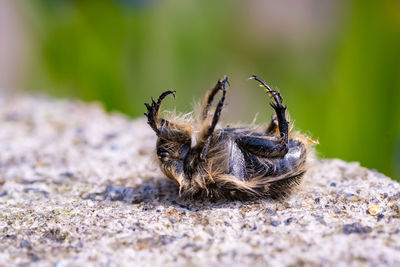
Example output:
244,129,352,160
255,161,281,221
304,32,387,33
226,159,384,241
145,75,314,200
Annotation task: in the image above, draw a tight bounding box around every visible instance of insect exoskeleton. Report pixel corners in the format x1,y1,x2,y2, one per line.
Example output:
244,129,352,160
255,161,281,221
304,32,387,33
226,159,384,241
144,75,315,200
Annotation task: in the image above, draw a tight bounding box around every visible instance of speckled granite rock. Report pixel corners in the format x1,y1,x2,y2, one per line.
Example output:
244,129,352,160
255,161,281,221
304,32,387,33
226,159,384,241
0,95,399,266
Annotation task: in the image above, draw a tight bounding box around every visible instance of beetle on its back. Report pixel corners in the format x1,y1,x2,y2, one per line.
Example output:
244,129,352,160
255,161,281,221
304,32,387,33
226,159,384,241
145,75,314,200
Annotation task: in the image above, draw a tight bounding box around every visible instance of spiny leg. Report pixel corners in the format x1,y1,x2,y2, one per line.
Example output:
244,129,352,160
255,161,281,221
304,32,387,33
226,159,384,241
249,75,288,143
201,76,229,120
144,90,176,134
145,91,192,143
236,135,288,158
200,78,228,159
237,75,289,158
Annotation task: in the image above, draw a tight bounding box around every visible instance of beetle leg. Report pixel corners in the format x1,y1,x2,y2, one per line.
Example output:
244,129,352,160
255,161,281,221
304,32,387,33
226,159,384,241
249,75,288,143
236,135,288,158
201,76,229,120
200,78,228,159
144,90,176,134
145,91,192,143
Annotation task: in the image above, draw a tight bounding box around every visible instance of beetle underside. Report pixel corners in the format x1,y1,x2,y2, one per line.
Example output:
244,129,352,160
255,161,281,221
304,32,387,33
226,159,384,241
145,76,313,200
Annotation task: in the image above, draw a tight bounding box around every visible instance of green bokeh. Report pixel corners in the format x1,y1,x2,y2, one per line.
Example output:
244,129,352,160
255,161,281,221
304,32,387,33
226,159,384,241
21,0,400,179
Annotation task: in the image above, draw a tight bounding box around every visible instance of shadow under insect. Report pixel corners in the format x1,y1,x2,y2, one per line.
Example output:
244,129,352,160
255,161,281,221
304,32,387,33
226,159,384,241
81,177,260,211
82,177,178,203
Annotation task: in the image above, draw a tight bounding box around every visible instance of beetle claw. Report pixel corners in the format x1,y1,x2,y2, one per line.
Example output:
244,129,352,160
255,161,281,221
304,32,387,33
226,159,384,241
250,75,284,109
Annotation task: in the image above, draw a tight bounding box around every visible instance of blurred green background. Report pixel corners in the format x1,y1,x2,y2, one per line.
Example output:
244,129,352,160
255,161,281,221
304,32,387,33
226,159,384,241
1,0,399,179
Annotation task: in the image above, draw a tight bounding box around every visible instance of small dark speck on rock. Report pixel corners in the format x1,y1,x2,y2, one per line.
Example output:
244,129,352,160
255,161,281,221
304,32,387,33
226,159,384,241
158,235,176,246
179,204,191,211
128,227,136,231
136,235,176,250
21,179,45,185
377,214,384,221
343,223,372,235
5,233,16,239
314,215,326,225
315,198,320,204
271,221,281,227
345,193,355,198
330,182,337,187
118,161,128,166
284,218,294,225
4,112,19,121
143,185,153,192
20,239,32,248
333,206,342,214
265,208,277,216
75,128,85,136
99,185,139,203
44,229,69,243
24,188,49,198
183,243,202,251
0,191,8,197
31,257,41,262
104,133,118,140
60,171,74,178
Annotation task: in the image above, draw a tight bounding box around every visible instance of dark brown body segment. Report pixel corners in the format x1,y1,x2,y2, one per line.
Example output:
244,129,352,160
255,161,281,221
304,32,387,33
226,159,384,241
182,129,307,200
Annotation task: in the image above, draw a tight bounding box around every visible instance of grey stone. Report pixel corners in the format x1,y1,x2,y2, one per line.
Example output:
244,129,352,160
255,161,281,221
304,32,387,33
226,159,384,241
343,222,372,235
0,95,400,266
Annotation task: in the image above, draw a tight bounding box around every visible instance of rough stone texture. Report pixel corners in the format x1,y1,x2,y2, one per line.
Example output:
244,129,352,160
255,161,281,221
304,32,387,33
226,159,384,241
0,95,399,266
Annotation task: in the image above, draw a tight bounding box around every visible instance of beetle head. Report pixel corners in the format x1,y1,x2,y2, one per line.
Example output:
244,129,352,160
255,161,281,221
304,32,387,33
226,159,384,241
155,135,192,191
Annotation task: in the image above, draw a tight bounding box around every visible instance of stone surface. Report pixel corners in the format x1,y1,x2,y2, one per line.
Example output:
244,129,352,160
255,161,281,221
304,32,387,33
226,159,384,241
0,95,399,266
